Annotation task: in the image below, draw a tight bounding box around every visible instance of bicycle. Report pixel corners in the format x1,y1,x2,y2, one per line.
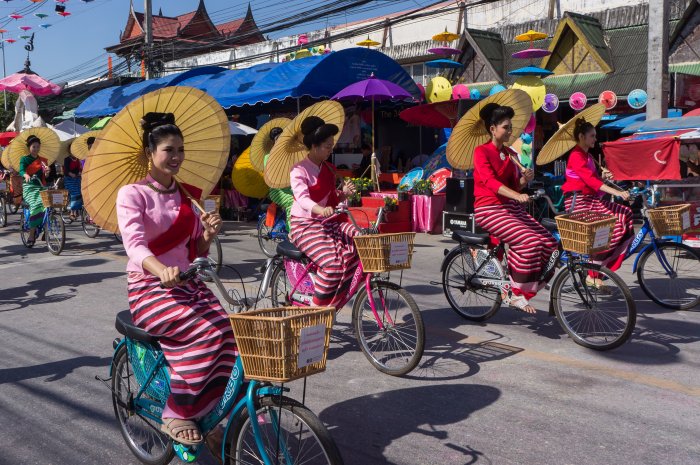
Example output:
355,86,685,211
257,202,289,258
441,189,636,351
20,175,66,255
265,207,425,376
100,257,343,465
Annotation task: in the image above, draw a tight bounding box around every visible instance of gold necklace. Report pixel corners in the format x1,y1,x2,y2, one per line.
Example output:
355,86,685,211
146,181,177,194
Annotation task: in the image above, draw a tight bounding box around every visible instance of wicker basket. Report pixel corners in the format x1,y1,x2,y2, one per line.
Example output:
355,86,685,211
40,189,69,208
229,307,334,383
647,204,691,236
353,232,416,273
555,211,617,255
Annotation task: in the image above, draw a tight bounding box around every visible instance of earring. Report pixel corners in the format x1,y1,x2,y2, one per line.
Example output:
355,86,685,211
147,158,152,171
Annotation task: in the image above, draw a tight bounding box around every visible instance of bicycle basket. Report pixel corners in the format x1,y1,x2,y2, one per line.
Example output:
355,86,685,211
555,212,617,255
126,339,171,404
40,189,69,208
353,232,416,272
229,307,333,383
647,204,691,236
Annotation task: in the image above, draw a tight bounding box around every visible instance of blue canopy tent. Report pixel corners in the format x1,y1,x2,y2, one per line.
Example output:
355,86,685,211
601,109,682,130
75,49,419,117
620,115,700,134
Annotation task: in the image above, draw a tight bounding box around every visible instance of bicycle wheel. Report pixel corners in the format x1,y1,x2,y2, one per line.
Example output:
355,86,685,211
353,281,424,376
0,196,6,227
209,235,223,274
111,345,174,465
228,396,343,465
269,263,292,307
257,215,278,258
637,242,700,310
81,207,100,238
20,206,30,247
9,199,18,214
46,212,65,255
551,263,636,350
442,247,503,321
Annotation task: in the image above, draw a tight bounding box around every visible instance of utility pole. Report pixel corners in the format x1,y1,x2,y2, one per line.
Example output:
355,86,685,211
647,0,669,120
144,0,153,79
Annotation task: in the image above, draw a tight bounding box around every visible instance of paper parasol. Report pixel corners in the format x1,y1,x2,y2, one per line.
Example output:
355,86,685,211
428,46,461,55
7,127,60,171
232,147,269,199
357,36,380,48
1,146,11,170
511,48,551,59
250,118,292,172
70,130,101,160
446,89,532,170
536,103,606,166
265,101,345,188
82,86,230,233
514,30,548,42
432,29,460,43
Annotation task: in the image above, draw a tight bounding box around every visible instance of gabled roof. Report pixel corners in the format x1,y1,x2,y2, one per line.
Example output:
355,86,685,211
670,0,700,56
217,19,245,36
540,12,614,74
457,28,505,82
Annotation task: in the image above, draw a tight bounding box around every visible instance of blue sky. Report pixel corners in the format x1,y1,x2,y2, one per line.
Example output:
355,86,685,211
0,0,430,84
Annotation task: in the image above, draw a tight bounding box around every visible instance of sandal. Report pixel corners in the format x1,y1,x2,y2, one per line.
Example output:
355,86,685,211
585,277,612,294
502,289,537,314
161,418,203,446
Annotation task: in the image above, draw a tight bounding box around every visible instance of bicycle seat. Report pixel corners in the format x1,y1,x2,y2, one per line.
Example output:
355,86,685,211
541,218,558,232
115,310,157,345
277,240,305,260
452,230,490,245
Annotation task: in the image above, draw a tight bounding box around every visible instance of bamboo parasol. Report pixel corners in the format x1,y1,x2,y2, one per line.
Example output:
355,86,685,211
536,103,606,165
7,127,60,171
71,130,101,160
250,118,291,172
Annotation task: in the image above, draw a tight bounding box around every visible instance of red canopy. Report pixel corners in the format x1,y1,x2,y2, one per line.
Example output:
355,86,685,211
0,131,17,147
602,136,681,180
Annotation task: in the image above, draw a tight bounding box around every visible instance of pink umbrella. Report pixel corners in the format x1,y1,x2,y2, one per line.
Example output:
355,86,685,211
0,72,62,96
19,26,31,31
9,14,23,20
4,38,16,44
58,11,71,17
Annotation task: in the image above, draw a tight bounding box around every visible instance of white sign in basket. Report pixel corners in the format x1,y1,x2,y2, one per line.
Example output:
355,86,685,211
52,193,64,205
389,241,409,265
297,324,326,368
203,198,217,212
592,227,611,249
682,210,691,231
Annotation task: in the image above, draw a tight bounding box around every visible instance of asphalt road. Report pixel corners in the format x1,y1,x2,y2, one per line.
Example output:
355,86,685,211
1,214,699,465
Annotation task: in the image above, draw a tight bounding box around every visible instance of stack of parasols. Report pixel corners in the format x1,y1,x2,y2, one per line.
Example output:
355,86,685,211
426,28,463,72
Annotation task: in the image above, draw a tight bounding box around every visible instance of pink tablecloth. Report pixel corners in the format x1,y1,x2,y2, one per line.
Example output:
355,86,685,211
369,191,398,199
412,194,446,233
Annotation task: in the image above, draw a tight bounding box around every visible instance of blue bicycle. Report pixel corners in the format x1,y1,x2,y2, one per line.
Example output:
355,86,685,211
19,177,66,255
258,202,289,258
105,258,343,465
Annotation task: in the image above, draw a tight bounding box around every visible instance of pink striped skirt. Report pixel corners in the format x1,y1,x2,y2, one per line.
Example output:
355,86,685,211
475,202,558,299
564,194,634,272
127,277,237,420
289,216,360,307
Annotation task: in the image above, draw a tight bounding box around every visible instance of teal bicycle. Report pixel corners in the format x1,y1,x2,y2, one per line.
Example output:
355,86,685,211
103,257,343,465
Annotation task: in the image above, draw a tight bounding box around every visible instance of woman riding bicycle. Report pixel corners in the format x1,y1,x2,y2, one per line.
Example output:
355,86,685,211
288,116,357,308
64,148,83,220
562,119,634,286
19,135,48,247
473,103,558,314
116,112,236,448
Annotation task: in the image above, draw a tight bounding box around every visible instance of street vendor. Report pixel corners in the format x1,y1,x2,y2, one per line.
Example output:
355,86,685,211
561,118,634,285
19,135,47,247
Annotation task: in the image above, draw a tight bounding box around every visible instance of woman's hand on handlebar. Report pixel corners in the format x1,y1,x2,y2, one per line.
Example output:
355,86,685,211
616,190,631,201
23,173,31,182
159,265,181,288
320,206,335,218
515,193,530,203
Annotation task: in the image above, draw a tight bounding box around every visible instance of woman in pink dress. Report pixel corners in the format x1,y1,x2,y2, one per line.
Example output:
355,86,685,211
116,112,236,447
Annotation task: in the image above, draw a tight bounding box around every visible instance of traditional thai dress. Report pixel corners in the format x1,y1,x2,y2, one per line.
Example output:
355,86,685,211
116,175,237,420
63,155,82,211
289,157,358,307
562,146,634,272
19,155,47,228
473,142,558,299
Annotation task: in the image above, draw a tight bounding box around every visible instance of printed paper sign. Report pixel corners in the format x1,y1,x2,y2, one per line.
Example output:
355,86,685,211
203,199,217,212
52,193,63,205
592,227,610,249
389,241,409,265
297,324,326,368
682,211,691,230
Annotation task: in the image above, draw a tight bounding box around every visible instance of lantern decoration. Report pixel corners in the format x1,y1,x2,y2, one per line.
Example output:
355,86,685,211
469,88,481,100
297,34,308,46
19,35,30,40
426,76,452,103
0,29,7,34
569,92,588,111
34,13,48,19
512,76,546,111
627,89,647,109
542,93,559,113
598,90,617,110
452,84,469,99
58,12,71,17
5,38,16,43
19,26,31,31
39,24,51,29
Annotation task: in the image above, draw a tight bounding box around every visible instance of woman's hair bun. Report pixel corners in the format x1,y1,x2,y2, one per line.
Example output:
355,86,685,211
26,135,41,147
301,116,325,136
269,127,284,142
479,103,500,125
140,112,176,132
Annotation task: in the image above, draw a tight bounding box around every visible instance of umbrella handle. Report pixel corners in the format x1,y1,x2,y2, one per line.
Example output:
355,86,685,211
509,154,527,172
176,180,208,214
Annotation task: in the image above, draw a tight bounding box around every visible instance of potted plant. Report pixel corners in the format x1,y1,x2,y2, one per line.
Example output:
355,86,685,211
413,180,434,196
347,192,362,207
383,196,398,212
397,185,410,201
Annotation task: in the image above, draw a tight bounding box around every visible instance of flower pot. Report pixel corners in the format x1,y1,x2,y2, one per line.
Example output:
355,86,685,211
398,192,409,201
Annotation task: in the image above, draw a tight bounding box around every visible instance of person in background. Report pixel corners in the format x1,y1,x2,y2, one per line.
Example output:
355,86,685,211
64,149,83,220
354,143,372,177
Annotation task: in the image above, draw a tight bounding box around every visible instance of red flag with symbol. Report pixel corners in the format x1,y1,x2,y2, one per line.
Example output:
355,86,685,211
602,137,681,180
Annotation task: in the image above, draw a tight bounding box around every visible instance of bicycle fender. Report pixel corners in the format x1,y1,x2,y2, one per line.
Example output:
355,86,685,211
440,247,461,273
631,243,655,273
109,338,128,377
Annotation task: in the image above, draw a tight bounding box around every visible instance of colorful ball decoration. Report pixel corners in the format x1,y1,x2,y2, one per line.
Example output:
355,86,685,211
627,89,648,109
452,84,470,99
512,76,546,112
524,113,536,133
569,92,588,111
469,88,481,100
426,76,452,103
598,90,617,110
542,93,559,113
489,84,507,95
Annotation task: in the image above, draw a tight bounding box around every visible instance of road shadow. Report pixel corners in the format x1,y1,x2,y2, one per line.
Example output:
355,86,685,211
66,258,110,267
0,356,111,384
319,384,499,465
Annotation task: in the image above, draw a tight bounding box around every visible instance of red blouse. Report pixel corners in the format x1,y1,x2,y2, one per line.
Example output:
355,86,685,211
473,142,520,207
561,146,604,196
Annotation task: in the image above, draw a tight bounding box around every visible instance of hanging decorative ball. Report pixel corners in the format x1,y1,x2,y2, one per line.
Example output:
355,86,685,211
598,90,618,110
297,34,308,46
524,113,536,133
469,88,481,100
489,84,506,95
512,76,546,111
569,92,588,111
426,76,452,103
452,84,470,99
542,93,559,113
627,89,647,109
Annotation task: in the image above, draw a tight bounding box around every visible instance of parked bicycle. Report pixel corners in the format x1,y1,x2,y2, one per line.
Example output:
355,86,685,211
20,176,66,255
264,207,425,376
441,189,636,351
257,202,289,258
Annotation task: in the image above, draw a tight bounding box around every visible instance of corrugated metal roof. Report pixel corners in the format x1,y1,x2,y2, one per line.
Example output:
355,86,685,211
381,39,433,62
670,62,700,76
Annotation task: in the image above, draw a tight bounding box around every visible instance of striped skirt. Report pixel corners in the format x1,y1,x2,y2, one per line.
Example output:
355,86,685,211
63,175,82,210
127,277,237,420
475,202,558,299
289,216,360,307
23,182,44,228
565,195,634,272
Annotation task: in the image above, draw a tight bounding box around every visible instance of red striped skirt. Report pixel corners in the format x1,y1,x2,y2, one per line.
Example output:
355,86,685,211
127,277,237,420
289,216,360,307
564,195,634,272
475,202,558,299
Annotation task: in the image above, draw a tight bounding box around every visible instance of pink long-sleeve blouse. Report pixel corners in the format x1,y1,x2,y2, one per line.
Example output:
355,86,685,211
116,174,203,280
290,157,341,219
